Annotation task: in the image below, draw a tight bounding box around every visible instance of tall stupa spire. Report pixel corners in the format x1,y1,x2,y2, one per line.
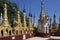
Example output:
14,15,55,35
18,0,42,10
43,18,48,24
52,13,57,32
40,0,45,20
23,5,27,30
23,4,26,13
3,0,10,27
1,0,12,36
54,13,56,22
14,9,22,35
17,9,22,27
58,17,60,31
29,12,34,33
41,0,44,11
59,17,60,24
16,1,22,26
33,14,36,28
29,12,32,28
59,17,60,28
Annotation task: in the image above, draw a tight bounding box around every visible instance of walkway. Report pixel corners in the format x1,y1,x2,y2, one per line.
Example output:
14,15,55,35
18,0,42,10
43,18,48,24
26,36,60,40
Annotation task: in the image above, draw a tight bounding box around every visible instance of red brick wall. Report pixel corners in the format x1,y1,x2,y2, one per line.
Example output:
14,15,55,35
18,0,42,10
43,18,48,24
26,33,34,39
15,35,23,40
0,36,12,40
0,33,34,40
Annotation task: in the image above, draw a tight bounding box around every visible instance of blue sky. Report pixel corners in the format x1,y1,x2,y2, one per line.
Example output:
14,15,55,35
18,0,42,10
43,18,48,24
10,0,60,26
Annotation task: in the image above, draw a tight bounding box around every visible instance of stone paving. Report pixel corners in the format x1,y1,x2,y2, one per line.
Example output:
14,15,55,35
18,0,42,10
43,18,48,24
26,36,60,40
26,37,49,40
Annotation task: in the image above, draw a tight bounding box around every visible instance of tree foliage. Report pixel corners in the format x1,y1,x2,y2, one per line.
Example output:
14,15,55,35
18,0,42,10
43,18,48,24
0,0,29,27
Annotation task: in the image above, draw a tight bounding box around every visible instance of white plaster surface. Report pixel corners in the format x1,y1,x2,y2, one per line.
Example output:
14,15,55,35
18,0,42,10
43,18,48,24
26,37,48,40
26,36,60,40
50,36,60,39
